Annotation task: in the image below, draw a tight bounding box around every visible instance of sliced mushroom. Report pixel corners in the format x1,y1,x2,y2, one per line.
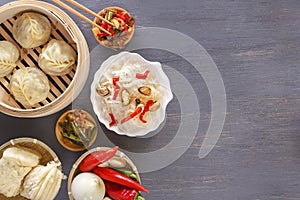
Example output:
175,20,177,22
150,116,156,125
96,83,110,96
150,101,160,112
135,98,141,106
121,89,130,106
138,86,151,96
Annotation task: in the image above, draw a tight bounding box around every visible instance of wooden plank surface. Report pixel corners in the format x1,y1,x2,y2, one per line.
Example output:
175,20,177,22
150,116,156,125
0,0,300,199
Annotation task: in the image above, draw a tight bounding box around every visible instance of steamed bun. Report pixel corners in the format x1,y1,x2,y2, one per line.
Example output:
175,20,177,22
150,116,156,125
38,39,77,76
10,67,50,107
13,12,51,48
0,41,19,77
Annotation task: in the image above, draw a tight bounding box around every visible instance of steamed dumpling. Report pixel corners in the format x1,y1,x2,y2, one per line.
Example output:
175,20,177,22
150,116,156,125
0,41,19,77
13,12,51,48
10,67,50,107
38,39,77,76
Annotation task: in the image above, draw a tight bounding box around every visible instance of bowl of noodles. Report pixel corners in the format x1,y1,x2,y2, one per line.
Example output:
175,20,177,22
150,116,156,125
90,52,173,137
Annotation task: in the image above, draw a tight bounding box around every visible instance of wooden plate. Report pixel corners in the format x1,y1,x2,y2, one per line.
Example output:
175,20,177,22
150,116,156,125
92,6,135,49
0,137,62,200
55,109,98,152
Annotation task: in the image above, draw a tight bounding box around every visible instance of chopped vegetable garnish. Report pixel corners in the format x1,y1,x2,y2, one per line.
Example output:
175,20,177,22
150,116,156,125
139,100,155,123
112,77,120,100
136,70,150,79
109,113,118,127
121,106,143,124
94,7,135,49
59,110,96,146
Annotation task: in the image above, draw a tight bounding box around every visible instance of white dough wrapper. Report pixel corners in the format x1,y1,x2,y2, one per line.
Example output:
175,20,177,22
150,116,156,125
10,67,50,107
13,12,51,48
38,39,77,76
0,41,19,77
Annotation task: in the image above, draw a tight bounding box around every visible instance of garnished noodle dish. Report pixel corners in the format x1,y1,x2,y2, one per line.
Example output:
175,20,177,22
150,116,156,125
91,52,173,137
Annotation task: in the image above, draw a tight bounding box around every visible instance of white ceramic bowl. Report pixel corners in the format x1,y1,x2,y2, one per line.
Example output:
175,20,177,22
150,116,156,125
90,51,173,137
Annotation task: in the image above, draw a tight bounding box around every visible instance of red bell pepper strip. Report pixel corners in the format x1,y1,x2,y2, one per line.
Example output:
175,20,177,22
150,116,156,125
139,100,155,123
109,28,115,37
97,32,109,38
104,181,145,200
101,21,108,29
109,113,118,126
121,106,143,124
107,24,113,30
113,85,120,100
113,77,120,85
79,146,119,172
136,70,150,79
112,77,120,100
124,26,129,33
93,167,149,193
116,13,128,21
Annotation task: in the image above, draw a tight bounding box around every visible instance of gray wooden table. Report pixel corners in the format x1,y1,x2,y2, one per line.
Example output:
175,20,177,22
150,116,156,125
1,0,300,199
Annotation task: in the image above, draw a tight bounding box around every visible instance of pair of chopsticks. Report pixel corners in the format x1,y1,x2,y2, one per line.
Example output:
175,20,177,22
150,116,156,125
52,0,113,35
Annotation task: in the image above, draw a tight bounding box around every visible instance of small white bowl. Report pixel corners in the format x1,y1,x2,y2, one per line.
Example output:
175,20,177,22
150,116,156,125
90,51,173,137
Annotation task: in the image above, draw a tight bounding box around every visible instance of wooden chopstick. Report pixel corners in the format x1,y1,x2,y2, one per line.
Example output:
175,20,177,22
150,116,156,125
65,0,114,26
52,0,111,35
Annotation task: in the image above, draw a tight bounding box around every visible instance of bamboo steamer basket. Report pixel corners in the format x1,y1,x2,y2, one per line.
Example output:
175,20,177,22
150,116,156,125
67,147,141,200
0,0,90,118
0,137,62,200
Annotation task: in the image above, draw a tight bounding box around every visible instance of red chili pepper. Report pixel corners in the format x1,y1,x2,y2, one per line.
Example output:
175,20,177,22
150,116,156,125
93,167,149,193
112,77,120,100
121,106,143,124
109,113,118,126
79,146,118,172
136,70,150,79
139,100,155,123
104,181,145,200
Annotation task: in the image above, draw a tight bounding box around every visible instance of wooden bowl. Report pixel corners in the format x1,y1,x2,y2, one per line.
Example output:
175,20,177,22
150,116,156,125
92,6,135,49
0,137,62,200
0,1,90,118
67,147,141,200
55,109,98,152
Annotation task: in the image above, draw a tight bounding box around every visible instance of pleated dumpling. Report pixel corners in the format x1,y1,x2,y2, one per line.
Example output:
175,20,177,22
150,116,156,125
13,12,51,48
0,41,19,77
38,39,77,76
10,67,50,107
